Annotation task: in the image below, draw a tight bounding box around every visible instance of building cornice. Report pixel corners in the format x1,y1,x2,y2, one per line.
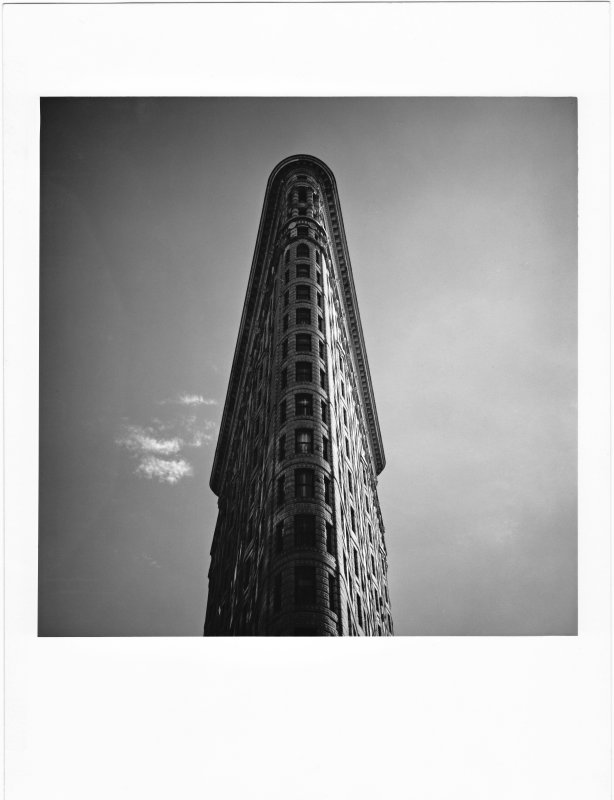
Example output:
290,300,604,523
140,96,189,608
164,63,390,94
210,154,385,496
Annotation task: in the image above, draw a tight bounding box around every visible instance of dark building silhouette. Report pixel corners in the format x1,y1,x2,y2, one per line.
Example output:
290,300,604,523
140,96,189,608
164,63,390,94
204,155,392,636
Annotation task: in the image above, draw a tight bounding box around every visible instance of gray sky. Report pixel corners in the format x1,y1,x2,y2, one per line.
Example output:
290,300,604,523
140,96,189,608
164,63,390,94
39,97,576,636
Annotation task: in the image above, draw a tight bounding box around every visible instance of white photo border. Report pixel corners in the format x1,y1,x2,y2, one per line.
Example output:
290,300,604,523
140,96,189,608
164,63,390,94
4,4,610,799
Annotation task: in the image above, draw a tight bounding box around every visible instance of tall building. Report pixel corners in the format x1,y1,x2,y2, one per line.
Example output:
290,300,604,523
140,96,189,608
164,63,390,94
204,155,393,636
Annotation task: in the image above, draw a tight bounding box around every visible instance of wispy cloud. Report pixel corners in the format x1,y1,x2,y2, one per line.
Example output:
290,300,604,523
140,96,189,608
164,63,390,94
116,425,182,456
135,455,193,485
159,393,218,407
115,391,218,485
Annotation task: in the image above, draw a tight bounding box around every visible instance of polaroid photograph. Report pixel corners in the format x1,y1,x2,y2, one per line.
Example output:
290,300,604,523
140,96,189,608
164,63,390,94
4,3,610,799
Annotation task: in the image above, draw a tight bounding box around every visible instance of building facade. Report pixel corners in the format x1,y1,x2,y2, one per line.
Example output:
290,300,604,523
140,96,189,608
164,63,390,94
204,155,393,636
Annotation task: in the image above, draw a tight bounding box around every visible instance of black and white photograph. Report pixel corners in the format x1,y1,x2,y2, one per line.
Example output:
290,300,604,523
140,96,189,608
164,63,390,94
39,97,577,637
4,4,610,800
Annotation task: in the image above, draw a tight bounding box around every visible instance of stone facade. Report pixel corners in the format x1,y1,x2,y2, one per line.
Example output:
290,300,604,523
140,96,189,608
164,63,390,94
204,155,393,636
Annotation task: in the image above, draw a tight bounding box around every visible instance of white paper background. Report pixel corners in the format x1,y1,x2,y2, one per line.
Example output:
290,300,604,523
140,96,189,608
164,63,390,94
3,3,610,799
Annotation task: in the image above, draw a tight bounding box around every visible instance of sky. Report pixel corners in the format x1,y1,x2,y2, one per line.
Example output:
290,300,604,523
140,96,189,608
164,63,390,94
39,97,577,636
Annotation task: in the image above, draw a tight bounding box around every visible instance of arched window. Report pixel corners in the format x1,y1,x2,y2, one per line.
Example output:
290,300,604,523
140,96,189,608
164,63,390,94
295,565,316,605
277,476,285,506
295,393,313,416
295,362,312,382
298,187,307,203
294,514,316,547
295,333,311,353
295,429,313,455
297,243,310,260
295,469,315,499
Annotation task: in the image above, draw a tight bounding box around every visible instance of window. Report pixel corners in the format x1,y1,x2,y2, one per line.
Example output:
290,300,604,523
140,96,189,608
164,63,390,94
328,574,336,611
273,573,282,612
315,250,321,265
298,187,308,203
317,291,323,307
275,522,284,554
285,269,289,285
295,565,316,605
322,436,329,462
295,469,315,498
348,472,353,494
297,225,308,238
341,380,345,398
296,262,310,279
283,314,289,332
284,290,289,307
296,362,312,382
324,476,331,505
295,393,313,416
319,340,325,359
295,333,311,353
353,548,359,573
351,507,356,531
320,369,326,389
296,308,311,326
357,595,363,627
281,368,287,389
277,476,285,506
318,316,323,332
295,429,313,455
326,523,334,554
282,339,288,359
278,435,286,461
294,514,316,547
316,270,322,286
296,284,310,301
297,243,310,260
285,250,290,265
345,437,350,457
321,400,328,423
279,400,287,423
371,554,376,574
